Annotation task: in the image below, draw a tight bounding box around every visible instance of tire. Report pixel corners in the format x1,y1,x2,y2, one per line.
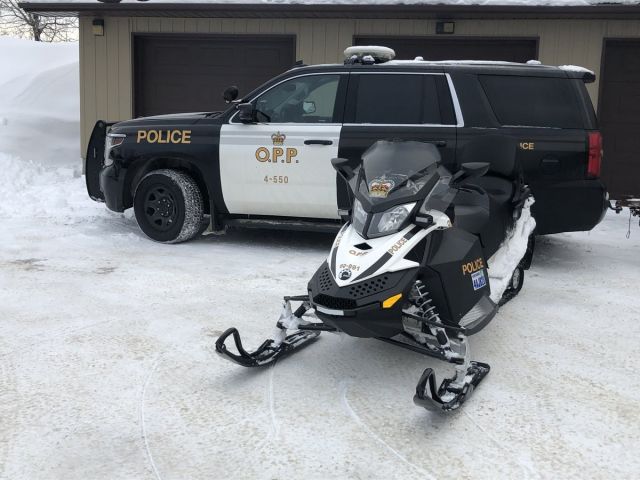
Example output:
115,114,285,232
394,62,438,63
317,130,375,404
133,169,204,243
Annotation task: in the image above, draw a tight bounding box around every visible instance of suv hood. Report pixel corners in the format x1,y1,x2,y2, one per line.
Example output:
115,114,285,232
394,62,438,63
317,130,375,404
113,111,221,128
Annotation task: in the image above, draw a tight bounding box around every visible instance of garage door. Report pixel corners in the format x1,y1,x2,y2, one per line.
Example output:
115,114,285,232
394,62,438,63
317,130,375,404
599,40,640,199
134,34,295,117
354,36,538,63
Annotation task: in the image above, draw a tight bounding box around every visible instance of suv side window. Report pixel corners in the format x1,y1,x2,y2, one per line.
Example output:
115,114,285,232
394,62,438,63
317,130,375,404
350,74,456,125
479,75,584,128
254,74,341,124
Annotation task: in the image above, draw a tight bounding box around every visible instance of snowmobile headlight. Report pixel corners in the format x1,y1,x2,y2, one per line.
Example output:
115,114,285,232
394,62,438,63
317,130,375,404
104,133,126,167
352,199,368,237
367,202,416,238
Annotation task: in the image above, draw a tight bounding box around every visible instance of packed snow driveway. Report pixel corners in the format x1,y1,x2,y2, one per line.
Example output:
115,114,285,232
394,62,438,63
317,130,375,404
0,201,639,479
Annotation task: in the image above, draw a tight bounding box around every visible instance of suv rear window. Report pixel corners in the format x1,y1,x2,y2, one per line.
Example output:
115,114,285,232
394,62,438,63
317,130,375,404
352,74,456,125
479,75,584,128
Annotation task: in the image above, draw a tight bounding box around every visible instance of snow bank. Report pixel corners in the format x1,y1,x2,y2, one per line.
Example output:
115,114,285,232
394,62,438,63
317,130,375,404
0,152,105,220
0,37,95,221
0,37,79,167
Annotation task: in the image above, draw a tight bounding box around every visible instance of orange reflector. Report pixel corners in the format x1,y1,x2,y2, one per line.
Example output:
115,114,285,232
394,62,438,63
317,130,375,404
382,293,402,309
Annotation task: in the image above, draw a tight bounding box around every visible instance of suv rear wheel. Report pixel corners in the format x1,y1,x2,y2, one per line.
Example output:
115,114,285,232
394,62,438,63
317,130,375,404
133,169,204,243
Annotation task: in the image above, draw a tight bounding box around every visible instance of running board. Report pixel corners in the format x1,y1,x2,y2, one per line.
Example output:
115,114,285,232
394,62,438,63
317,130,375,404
225,217,342,233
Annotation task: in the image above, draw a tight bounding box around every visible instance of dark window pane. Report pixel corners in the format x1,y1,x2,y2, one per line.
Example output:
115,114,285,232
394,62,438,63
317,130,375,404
479,75,584,128
354,74,445,125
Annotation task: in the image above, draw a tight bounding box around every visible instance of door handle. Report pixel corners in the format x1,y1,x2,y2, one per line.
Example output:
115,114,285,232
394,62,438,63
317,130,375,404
304,139,333,146
433,140,447,147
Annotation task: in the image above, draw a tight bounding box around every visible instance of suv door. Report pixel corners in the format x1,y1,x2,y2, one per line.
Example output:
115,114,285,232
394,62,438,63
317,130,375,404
220,73,347,219
338,72,460,210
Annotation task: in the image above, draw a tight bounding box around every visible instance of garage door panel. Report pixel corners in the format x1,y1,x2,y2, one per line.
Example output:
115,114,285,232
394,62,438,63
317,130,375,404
134,34,295,117
600,40,640,198
355,36,538,63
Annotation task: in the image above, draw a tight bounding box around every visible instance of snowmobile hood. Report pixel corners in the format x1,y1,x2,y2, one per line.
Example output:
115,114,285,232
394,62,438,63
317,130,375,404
328,222,433,287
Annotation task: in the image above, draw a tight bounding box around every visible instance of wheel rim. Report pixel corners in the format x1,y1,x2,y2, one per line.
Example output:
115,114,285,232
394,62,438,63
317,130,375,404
144,185,178,231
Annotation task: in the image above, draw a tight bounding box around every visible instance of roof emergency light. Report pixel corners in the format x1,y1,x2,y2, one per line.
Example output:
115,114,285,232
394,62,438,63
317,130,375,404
343,46,396,64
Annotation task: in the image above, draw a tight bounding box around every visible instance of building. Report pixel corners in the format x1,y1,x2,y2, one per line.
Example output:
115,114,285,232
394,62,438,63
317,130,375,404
20,0,640,198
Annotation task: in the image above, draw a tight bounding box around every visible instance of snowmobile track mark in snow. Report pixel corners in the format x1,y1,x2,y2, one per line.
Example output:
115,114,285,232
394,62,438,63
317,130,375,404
140,354,163,480
340,381,438,480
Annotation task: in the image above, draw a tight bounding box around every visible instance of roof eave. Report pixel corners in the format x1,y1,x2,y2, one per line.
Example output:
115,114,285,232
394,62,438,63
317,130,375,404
18,2,640,20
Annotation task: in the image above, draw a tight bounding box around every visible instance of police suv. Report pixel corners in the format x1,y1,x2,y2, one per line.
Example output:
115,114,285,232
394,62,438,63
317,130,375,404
86,46,608,243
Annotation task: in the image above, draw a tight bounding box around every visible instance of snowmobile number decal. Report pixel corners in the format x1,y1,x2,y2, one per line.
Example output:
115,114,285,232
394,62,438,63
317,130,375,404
471,270,487,291
339,263,360,272
136,130,192,144
462,257,485,275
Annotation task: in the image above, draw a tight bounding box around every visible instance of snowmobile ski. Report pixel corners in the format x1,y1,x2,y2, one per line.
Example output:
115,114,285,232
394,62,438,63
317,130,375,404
215,327,319,367
215,296,327,367
413,361,491,412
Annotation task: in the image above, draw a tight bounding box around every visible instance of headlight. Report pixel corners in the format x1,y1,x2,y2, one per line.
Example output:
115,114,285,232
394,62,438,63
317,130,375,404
351,198,368,237
368,202,416,238
104,133,126,166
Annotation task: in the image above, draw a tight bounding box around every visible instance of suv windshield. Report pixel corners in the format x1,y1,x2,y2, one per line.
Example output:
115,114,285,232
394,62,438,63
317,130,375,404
358,140,441,205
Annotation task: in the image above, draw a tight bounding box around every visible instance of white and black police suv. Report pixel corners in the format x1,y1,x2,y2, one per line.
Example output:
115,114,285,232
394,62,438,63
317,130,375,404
86,46,608,243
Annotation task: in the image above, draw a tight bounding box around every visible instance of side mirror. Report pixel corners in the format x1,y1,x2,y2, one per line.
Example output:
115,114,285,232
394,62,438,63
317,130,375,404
331,157,356,181
237,103,256,123
303,101,316,114
452,162,490,184
223,85,239,103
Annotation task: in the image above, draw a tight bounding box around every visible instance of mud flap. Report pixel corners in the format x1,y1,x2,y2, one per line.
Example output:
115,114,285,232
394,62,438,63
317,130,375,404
85,120,113,202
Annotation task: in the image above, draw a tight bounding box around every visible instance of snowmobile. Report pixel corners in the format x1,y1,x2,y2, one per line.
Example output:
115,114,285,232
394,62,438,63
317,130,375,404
216,136,536,412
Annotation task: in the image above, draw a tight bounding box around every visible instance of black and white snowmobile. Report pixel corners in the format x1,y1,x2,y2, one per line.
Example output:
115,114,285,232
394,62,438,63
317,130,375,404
216,136,536,412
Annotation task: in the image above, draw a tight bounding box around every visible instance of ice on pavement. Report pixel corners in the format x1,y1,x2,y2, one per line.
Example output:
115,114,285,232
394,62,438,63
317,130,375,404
1,36,640,480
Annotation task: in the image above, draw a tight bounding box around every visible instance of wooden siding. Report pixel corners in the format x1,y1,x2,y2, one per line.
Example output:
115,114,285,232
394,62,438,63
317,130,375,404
79,16,640,156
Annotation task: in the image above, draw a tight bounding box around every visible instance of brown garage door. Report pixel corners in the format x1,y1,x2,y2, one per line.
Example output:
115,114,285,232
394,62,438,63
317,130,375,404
134,34,295,117
599,40,640,199
355,36,538,63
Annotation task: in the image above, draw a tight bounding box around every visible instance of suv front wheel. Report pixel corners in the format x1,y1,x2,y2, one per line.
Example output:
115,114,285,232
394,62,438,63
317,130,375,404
133,169,204,243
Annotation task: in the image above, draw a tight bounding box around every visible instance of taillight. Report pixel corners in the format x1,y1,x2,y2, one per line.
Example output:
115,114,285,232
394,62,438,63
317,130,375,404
587,131,602,178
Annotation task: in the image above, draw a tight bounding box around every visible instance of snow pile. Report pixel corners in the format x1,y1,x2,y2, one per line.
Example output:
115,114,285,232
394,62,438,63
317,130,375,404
488,197,537,302
0,152,105,220
558,65,595,75
0,37,79,166
0,38,98,221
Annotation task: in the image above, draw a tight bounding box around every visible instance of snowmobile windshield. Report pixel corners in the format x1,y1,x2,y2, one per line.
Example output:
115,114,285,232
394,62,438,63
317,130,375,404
357,140,441,209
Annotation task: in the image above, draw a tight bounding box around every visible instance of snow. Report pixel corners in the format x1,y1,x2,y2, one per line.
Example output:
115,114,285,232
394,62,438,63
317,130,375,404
488,197,537,303
21,0,640,6
558,64,596,75
2,36,640,480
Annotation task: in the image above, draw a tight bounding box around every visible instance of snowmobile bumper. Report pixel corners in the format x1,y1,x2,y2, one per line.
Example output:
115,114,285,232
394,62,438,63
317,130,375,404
308,263,418,338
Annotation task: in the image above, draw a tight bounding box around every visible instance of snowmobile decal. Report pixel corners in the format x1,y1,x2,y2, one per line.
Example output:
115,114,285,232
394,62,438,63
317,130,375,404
471,270,487,290
462,257,485,275
368,177,395,198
